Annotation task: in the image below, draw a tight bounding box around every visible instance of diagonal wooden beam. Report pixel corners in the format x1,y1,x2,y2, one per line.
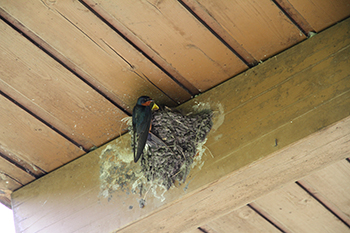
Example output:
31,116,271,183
11,18,350,233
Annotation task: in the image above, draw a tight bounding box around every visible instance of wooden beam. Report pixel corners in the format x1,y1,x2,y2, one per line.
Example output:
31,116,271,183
121,117,350,233
12,18,350,233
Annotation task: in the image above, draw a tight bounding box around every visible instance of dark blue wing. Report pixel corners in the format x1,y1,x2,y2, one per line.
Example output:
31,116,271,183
132,105,152,162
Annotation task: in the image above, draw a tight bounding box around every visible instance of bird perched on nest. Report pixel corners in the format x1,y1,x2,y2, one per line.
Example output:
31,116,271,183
132,96,159,163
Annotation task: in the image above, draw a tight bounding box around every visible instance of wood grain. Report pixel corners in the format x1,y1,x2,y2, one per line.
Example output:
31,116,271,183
287,0,350,31
93,0,248,92
11,111,350,232
82,0,200,95
0,0,188,108
273,0,315,35
0,145,45,178
0,157,34,186
177,17,350,185
196,225,218,233
248,203,290,232
192,0,306,61
206,205,280,233
0,19,128,150
0,94,84,173
11,19,350,233
205,159,350,232
253,182,350,233
0,179,20,209
0,157,35,208
180,0,257,65
300,160,350,226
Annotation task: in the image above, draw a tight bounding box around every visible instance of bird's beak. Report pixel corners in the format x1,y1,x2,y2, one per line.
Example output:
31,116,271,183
151,102,159,110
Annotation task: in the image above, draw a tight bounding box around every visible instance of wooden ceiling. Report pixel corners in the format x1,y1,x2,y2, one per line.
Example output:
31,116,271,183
197,159,350,233
0,0,349,212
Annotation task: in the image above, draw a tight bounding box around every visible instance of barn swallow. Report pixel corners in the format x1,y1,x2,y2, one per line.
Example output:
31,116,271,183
132,96,159,163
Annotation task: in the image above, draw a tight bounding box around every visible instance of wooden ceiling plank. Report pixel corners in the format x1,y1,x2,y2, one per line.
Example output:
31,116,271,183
191,0,306,61
0,7,130,113
206,205,281,233
179,0,257,66
273,0,315,35
0,178,21,209
0,191,13,209
253,182,350,233
92,0,248,92
247,203,291,232
10,19,350,233
82,0,199,96
0,156,35,208
286,0,350,32
0,143,47,209
0,94,85,173
0,145,45,178
196,225,218,233
0,19,128,149
0,0,187,107
0,156,35,186
184,228,208,233
0,170,22,191
298,160,350,227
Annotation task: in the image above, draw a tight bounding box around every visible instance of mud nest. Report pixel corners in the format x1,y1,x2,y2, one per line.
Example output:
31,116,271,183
131,107,213,190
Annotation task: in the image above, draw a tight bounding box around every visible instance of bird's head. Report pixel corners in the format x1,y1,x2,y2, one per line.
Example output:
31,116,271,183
136,96,159,110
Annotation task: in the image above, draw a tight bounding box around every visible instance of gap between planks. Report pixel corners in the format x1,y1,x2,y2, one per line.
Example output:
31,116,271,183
296,180,350,228
0,7,131,114
79,0,199,95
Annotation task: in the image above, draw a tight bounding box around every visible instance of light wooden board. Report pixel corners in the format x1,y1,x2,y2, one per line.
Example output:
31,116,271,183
301,160,350,225
0,157,34,186
0,157,34,208
196,225,218,233
206,205,280,233
0,94,84,173
0,145,44,178
287,0,350,31
0,19,128,150
248,202,290,232
179,0,257,65
0,177,21,209
11,19,350,233
0,0,189,107
94,0,248,92
184,228,206,233
253,182,350,233
273,0,315,34
188,0,306,60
